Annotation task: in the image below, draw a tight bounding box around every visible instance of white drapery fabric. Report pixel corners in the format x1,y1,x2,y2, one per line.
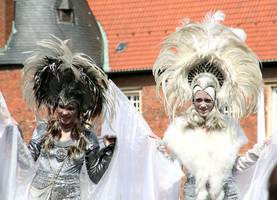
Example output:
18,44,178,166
0,92,36,200
91,82,183,200
0,82,183,200
235,135,277,200
0,92,19,200
1,82,276,200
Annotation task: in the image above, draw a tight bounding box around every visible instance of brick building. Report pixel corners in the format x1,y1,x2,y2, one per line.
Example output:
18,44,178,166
1,0,277,152
88,0,277,152
0,0,104,141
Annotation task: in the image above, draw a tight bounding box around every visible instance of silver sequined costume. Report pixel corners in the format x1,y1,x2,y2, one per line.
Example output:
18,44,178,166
28,123,114,200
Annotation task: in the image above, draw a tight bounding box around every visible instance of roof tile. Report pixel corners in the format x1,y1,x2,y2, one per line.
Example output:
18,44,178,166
88,0,277,71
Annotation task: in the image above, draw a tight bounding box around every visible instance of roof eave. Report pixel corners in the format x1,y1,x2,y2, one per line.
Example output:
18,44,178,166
260,59,277,63
107,59,277,74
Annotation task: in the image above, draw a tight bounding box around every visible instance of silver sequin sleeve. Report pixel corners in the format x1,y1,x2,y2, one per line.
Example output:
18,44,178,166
28,122,47,161
85,131,115,184
233,141,265,173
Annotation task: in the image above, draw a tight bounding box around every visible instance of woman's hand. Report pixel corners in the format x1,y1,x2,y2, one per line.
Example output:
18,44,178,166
264,137,271,146
103,135,117,146
149,132,161,139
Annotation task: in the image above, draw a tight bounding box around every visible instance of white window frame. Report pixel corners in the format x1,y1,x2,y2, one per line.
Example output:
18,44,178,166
272,87,277,136
122,88,142,112
257,91,266,142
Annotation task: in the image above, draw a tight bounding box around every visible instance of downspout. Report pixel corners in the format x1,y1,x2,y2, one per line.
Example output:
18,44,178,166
97,21,110,72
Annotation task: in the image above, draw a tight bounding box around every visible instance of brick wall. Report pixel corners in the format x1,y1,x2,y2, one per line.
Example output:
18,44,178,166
141,85,169,137
0,0,14,48
0,69,259,149
0,68,35,142
240,115,257,153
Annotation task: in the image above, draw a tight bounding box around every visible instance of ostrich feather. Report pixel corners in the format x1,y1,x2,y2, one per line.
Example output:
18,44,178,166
153,11,262,120
22,36,114,122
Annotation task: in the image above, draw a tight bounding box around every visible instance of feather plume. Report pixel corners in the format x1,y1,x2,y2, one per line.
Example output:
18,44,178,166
22,36,114,122
153,11,262,120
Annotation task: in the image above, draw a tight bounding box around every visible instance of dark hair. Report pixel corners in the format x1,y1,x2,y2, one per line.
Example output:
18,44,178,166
42,108,89,157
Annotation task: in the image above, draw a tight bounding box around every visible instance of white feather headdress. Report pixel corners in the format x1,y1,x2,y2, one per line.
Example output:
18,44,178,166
153,11,262,120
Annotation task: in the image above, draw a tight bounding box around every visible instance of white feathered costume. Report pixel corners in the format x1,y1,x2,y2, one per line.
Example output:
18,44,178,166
164,115,247,199
153,11,264,200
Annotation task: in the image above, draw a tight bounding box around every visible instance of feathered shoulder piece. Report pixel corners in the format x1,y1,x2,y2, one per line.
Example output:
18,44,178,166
153,11,262,120
22,36,113,121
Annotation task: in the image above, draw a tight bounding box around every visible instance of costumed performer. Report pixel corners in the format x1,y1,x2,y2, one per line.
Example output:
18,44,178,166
0,35,184,200
153,11,269,200
21,36,116,199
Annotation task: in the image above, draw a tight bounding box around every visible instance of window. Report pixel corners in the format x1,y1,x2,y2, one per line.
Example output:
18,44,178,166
123,89,141,112
57,0,74,24
221,105,232,115
57,9,74,23
115,42,128,53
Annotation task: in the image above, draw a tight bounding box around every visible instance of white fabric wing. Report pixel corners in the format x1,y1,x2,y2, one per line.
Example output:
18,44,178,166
89,81,183,200
0,117,18,200
236,135,277,200
0,83,183,200
0,92,36,200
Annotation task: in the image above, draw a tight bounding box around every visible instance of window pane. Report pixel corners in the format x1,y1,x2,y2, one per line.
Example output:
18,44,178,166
57,9,73,23
124,90,141,112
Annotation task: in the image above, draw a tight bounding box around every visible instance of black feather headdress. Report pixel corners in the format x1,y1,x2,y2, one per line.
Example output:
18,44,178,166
22,36,112,121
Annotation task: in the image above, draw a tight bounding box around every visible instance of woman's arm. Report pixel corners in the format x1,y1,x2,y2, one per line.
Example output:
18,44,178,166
27,122,46,161
233,140,268,173
85,131,116,184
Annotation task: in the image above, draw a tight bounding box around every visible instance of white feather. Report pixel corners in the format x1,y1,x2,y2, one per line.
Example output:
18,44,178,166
164,116,247,199
153,11,262,120
204,10,225,24
230,27,247,41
